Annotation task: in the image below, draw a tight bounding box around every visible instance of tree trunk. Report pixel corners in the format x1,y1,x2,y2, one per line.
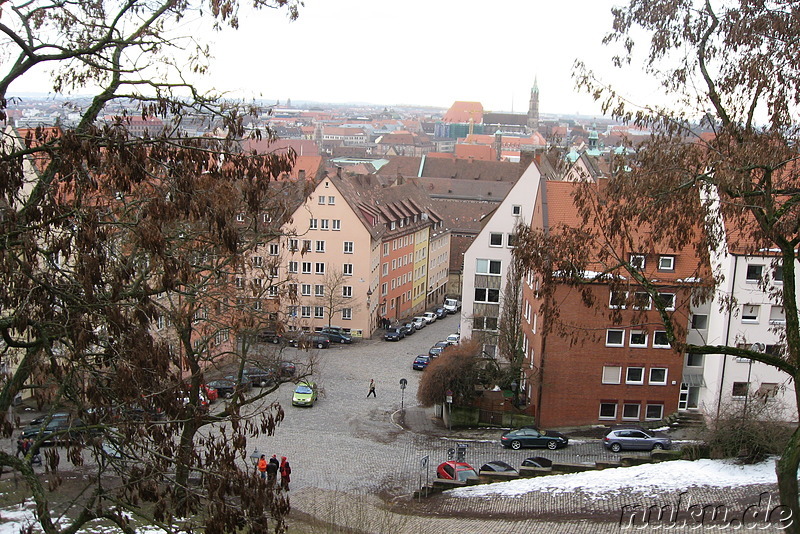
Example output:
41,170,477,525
776,424,800,533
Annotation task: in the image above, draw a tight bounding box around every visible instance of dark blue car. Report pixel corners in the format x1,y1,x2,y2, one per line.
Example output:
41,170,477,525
412,355,430,370
384,327,405,341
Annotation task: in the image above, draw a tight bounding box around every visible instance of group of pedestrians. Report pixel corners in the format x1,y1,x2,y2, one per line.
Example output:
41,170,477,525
257,454,291,491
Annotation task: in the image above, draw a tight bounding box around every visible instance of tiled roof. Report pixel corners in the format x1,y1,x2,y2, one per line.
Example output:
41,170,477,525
454,144,496,161
376,155,522,182
443,101,484,124
241,138,319,157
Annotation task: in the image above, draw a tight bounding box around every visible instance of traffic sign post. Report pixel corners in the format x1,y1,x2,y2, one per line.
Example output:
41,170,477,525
400,378,407,411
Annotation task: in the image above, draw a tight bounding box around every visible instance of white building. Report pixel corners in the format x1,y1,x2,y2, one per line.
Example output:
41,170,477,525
459,161,541,356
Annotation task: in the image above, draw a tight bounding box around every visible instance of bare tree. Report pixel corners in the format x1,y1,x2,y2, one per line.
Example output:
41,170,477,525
516,0,800,527
0,1,307,533
318,268,356,328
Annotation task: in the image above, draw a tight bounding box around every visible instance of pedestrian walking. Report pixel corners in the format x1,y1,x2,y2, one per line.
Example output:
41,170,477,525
257,454,267,480
367,379,376,398
267,454,279,486
279,456,291,491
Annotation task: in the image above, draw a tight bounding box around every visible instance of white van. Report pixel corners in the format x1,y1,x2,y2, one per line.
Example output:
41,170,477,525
443,298,461,314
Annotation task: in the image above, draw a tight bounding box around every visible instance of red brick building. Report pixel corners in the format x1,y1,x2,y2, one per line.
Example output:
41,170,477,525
520,179,697,427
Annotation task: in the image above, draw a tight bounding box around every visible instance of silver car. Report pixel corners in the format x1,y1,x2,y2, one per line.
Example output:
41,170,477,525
603,428,672,452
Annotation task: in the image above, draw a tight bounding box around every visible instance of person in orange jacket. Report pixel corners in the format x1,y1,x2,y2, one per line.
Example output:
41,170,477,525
257,454,268,480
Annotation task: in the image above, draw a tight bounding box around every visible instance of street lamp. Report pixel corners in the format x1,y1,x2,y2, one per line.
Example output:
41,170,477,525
510,380,519,408
249,449,261,469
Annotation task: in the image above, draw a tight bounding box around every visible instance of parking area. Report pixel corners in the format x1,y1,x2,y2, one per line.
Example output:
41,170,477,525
241,314,656,496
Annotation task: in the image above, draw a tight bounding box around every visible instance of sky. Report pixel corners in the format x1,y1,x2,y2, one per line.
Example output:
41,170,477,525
203,1,628,115
7,1,669,117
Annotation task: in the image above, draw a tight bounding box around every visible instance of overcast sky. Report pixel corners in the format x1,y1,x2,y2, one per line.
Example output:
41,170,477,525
9,1,667,117
202,1,647,116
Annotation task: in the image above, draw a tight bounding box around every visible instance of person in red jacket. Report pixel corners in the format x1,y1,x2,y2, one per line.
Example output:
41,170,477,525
279,456,291,491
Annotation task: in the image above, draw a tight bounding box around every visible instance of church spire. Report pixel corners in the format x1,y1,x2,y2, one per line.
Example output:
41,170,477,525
527,76,539,131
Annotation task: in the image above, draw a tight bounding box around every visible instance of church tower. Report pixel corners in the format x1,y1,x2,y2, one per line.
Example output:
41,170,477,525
527,77,539,131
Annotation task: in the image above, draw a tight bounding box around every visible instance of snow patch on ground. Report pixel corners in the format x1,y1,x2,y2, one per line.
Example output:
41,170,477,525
449,458,778,499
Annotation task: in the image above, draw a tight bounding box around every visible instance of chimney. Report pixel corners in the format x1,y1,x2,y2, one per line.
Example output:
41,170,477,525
298,169,306,180
336,166,342,179
519,150,537,177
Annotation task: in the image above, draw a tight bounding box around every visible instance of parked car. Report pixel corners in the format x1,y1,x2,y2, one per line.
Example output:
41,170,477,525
443,298,461,314
500,428,569,450
521,456,553,468
480,461,518,474
422,311,437,324
278,361,296,377
207,377,250,399
400,322,416,337
257,329,283,344
445,333,460,345
323,330,352,344
320,326,348,336
412,355,431,370
428,345,445,357
29,412,70,427
202,384,219,402
384,327,405,341
411,317,427,329
292,382,318,407
434,307,447,319
603,428,672,452
436,461,478,481
243,367,274,387
19,417,88,446
289,333,330,349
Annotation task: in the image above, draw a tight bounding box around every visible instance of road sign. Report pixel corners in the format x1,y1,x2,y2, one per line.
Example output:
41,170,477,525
400,378,407,390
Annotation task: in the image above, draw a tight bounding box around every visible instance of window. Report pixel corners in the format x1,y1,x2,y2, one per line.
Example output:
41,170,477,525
267,285,278,297
288,261,298,273
732,382,749,398
253,300,262,311
622,403,641,420
235,277,244,289
658,255,675,271
649,367,668,385
633,291,651,310
383,263,389,276
687,353,704,367
309,218,318,230
328,196,335,205
332,219,341,231
289,239,299,252
602,366,622,384
316,240,326,253
691,314,708,329
342,308,352,320
630,254,646,269
287,305,298,318
657,293,676,311
741,304,760,322
626,367,645,384
287,284,297,298
606,330,625,347
507,234,517,248
314,306,324,318
383,243,389,256
756,383,779,400
490,233,503,247
381,283,387,296
653,331,670,348
252,256,263,268
609,290,628,309
473,316,499,330
302,240,312,253
746,264,763,282
390,221,396,230
343,241,354,254
320,219,329,230
301,306,311,318
252,278,262,288
770,305,785,324
314,285,324,297
512,205,522,216
342,286,352,298
268,243,279,256
343,263,353,276
302,262,312,274
474,288,500,303
301,284,311,296
773,265,783,283
315,262,325,275
599,403,617,419
318,195,326,205
476,259,502,275
630,330,648,348
645,404,664,420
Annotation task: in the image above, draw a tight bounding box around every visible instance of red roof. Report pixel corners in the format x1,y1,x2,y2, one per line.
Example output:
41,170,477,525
443,101,484,124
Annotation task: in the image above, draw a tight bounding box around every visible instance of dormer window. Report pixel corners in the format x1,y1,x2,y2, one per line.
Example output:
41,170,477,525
630,254,646,269
390,221,396,230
